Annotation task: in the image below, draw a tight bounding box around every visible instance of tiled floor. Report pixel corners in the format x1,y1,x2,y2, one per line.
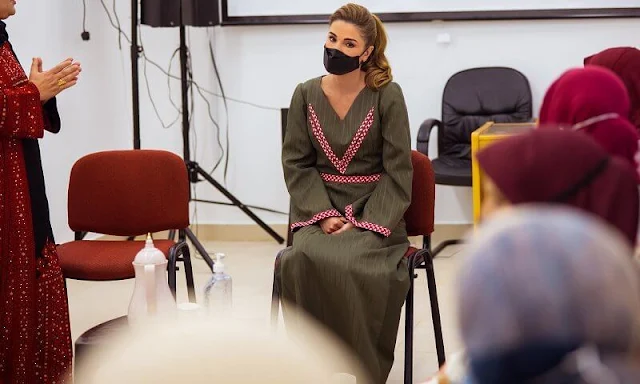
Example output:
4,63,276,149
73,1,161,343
66,239,464,383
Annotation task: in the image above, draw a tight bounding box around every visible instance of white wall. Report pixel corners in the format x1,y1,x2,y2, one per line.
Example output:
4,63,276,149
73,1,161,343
210,18,640,225
227,0,639,16
5,2,640,242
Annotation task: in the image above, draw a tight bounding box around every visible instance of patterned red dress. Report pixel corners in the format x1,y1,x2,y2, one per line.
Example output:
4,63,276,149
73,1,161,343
0,22,73,383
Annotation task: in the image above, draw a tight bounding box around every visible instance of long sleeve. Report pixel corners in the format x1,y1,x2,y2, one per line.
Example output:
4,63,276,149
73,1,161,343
283,83,341,230
0,80,45,139
42,97,60,134
346,83,413,237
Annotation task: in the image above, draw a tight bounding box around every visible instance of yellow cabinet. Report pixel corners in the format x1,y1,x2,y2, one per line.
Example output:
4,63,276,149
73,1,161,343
471,122,536,224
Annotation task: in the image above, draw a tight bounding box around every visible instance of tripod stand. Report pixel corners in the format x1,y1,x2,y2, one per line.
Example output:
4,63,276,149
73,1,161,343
131,1,285,269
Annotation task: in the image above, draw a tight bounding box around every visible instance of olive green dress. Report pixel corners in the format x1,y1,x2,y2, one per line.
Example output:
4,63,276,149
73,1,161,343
280,77,413,383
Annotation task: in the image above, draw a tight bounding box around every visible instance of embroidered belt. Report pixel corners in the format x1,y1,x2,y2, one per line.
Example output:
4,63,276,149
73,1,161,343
320,173,381,184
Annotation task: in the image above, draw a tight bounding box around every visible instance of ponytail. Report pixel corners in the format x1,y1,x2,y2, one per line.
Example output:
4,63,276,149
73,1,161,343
363,14,392,90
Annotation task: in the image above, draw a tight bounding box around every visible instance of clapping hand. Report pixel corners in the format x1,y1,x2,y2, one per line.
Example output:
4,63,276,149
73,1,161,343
29,57,81,102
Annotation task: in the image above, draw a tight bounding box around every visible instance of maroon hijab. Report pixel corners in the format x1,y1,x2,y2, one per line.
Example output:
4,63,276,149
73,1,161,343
585,47,640,132
539,67,639,177
476,129,639,246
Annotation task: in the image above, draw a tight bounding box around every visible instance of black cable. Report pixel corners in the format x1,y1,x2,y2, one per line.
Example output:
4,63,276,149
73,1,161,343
139,26,181,129
191,200,288,215
97,2,275,111
207,30,230,180
179,40,224,172
197,88,280,111
145,54,279,111
97,5,289,218
141,49,279,111
112,0,123,49
99,0,131,45
82,0,87,31
167,49,182,114
186,54,225,173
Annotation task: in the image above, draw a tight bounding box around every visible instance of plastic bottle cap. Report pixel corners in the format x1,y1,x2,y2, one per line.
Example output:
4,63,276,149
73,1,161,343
132,233,166,265
213,253,225,273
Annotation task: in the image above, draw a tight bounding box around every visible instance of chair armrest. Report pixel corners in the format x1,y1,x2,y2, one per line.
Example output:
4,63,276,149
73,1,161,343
417,119,443,157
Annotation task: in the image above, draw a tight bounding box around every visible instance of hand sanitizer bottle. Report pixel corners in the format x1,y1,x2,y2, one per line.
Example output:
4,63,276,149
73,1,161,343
204,253,232,316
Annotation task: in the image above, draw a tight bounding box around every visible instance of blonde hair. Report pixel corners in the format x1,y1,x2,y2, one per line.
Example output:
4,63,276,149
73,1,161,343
330,3,392,90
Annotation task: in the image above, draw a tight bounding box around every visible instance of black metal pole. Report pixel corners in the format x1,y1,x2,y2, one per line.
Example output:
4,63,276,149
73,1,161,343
174,2,284,245
131,0,141,149
179,29,190,161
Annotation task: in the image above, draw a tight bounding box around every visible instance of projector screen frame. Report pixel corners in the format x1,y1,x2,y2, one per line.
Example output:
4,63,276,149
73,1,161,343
219,3,640,26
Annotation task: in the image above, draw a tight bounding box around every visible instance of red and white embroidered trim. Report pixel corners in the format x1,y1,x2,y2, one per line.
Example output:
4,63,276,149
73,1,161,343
320,173,381,184
344,204,391,237
290,209,342,230
308,104,375,174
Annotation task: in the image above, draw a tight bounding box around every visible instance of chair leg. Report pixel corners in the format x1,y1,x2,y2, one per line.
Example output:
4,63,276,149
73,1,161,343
271,273,280,329
271,252,284,329
431,239,463,259
425,253,446,366
182,246,196,303
168,229,177,241
167,247,178,299
404,255,416,384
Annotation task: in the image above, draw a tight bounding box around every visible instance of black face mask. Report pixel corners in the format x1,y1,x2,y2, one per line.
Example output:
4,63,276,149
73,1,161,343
323,46,363,75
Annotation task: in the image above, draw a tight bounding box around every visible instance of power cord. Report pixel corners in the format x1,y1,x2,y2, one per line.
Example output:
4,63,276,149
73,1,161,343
112,0,124,49
207,29,230,180
138,28,181,129
81,0,90,40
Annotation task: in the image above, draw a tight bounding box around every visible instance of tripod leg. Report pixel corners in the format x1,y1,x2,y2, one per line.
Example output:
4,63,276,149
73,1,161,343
192,164,285,244
184,228,215,271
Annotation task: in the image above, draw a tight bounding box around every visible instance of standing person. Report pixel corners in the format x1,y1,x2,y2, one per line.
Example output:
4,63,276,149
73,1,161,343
0,0,81,382
585,47,640,132
279,3,412,382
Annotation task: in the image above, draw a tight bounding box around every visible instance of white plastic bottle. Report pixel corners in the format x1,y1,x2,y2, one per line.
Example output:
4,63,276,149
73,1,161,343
204,253,232,316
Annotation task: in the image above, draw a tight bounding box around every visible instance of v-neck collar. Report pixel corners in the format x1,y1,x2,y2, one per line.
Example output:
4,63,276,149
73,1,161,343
318,76,368,122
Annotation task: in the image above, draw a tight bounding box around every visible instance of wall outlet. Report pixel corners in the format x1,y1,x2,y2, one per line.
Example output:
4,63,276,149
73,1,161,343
436,33,451,44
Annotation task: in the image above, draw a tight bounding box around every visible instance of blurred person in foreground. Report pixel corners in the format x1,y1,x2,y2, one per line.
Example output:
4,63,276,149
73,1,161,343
538,66,640,179
425,206,640,383
82,308,371,384
477,129,638,247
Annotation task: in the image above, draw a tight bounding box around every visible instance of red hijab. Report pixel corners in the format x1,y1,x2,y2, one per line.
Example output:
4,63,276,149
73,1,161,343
477,129,639,246
585,47,640,132
539,67,639,179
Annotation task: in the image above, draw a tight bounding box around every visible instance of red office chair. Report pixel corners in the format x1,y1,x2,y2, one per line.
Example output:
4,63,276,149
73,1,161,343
57,150,195,301
271,150,445,384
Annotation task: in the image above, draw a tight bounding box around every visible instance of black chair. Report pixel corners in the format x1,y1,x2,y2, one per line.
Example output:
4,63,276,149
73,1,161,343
417,67,532,255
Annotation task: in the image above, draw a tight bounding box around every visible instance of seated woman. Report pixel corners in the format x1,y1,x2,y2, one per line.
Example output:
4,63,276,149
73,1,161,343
477,129,638,246
422,129,640,384
458,206,640,384
585,47,640,132
538,66,639,178
279,3,412,383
